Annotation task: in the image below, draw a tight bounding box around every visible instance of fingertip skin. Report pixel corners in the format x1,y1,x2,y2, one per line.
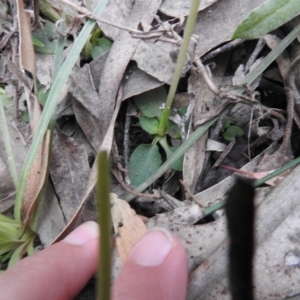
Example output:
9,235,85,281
113,233,187,300
0,238,99,300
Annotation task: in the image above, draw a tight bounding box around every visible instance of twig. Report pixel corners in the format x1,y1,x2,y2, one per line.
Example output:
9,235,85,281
201,39,245,62
111,168,159,199
213,138,236,168
244,38,265,74
179,179,202,206
194,57,286,121
279,55,300,158
59,0,142,34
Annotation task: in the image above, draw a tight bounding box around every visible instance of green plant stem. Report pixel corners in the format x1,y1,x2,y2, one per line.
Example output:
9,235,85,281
14,0,108,222
0,93,19,189
125,117,217,201
96,151,112,300
203,155,300,217
157,0,201,136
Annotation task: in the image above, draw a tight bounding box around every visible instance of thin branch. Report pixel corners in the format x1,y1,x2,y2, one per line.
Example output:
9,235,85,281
59,0,142,33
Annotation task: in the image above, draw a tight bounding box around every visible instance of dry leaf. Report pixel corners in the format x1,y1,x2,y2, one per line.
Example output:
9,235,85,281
52,90,122,243
159,0,218,17
111,193,147,264
50,128,90,222
22,130,51,226
16,0,36,76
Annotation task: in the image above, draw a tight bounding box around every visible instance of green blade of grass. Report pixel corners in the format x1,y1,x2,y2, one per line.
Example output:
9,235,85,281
14,0,108,222
157,0,201,136
96,151,111,300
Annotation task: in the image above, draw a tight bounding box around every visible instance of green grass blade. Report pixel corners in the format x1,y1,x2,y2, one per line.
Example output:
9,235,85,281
14,0,108,222
96,151,111,300
157,0,201,136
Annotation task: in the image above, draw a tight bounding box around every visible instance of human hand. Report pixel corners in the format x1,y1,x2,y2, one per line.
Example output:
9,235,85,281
0,221,187,300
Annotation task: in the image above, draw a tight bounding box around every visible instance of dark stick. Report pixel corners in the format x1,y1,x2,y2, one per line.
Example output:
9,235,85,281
225,179,255,300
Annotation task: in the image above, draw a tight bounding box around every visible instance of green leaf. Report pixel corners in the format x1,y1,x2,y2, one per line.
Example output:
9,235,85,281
221,118,231,131
32,20,57,54
139,116,159,134
159,137,183,171
165,120,181,138
233,0,300,39
129,144,162,187
32,36,45,47
223,125,244,141
134,86,167,119
125,117,218,201
91,37,112,59
7,240,31,267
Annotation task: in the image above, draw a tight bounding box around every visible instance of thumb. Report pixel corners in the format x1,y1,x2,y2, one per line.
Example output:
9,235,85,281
113,228,187,300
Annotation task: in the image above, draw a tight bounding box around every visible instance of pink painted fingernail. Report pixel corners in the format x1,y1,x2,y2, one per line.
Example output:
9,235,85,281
63,221,99,245
129,228,174,267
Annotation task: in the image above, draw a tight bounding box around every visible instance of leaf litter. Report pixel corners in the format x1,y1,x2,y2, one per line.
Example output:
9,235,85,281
1,0,300,299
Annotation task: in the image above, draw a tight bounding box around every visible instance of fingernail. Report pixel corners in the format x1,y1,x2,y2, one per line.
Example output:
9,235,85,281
63,221,99,245
129,228,174,267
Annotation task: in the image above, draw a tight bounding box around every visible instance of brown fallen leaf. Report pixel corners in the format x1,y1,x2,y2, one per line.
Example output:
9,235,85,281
110,193,147,264
16,0,36,77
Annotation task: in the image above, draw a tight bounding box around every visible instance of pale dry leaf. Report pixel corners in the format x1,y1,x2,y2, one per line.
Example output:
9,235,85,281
264,34,291,79
206,139,226,152
22,130,51,227
131,0,264,87
183,54,229,193
183,130,207,194
0,192,15,213
52,89,123,242
88,55,163,101
16,0,36,76
111,193,147,264
50,128,90,222
96,0,162,139
159,0,218,17
0,116,29,198
37,183,66,247
70,66,103,150
195,0,266,57
35,53,55,88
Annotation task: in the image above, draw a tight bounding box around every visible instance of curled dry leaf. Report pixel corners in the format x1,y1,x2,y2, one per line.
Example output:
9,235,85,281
110,193,147,264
